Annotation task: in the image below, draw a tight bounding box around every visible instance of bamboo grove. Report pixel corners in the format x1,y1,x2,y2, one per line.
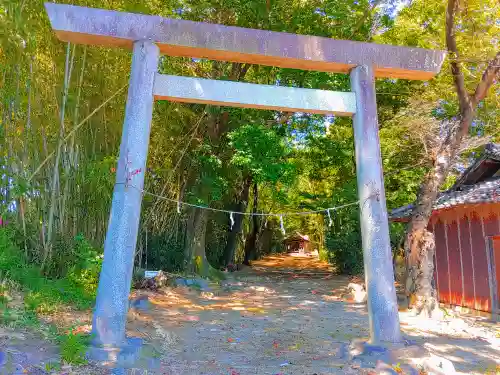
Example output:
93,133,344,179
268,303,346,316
1,0,498,278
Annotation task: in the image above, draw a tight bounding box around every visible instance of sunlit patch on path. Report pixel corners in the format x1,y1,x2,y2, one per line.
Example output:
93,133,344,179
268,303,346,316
125,254,499,374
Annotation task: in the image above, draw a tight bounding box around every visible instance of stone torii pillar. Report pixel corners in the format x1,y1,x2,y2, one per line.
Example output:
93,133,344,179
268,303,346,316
350,65,401,342
44,2,445,351
92,40,159,347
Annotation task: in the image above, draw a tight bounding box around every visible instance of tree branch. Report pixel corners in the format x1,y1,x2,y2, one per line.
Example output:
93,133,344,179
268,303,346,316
445,0,470,115
472,51,500,106
229,62,243,81
348,0,382,39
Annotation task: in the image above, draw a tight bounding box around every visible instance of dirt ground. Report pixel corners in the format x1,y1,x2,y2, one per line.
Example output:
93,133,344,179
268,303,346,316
123,255,500,374
1,254,500,374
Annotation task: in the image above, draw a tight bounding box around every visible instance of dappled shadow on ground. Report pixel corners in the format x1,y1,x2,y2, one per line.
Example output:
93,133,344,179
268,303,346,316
399,312,500,374
2,255,498,374
125,254,499,374
127,256,368,374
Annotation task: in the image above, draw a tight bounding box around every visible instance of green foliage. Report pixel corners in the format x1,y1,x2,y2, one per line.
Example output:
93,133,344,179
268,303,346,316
58,331,90,365
0,283,13,324
378,0,500,161
145,233,185,272
326,230,363,275
45,362,62,372
66,234,103,295
0,227,94,365
0,227,95,313
324,205,364,275
228,124,295,184
389,222,407,264
208,266,226,281
191,143,228,204
1,0,498,285
205,212,229,268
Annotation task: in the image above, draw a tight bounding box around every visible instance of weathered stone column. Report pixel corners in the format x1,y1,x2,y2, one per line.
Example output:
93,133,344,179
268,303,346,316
350,65,402,344
92,41,159,346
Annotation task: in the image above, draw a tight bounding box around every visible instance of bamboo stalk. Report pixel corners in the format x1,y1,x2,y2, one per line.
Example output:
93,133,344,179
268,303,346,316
28,84,127,184
61,47,87,234
44,42,72,269
20,58,34,257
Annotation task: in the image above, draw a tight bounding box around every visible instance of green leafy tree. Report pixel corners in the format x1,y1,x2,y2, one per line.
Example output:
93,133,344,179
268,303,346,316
222,123,296,265
378,0,499,315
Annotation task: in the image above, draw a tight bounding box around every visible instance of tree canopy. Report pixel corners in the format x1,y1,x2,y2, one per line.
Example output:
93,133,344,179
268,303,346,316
0,0,498,276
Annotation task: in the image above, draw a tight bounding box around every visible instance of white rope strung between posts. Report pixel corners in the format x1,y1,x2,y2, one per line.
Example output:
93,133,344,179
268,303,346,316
117,183,370,217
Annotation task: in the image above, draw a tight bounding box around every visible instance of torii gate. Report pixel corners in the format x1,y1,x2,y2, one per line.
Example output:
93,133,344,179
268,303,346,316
45,2,445,351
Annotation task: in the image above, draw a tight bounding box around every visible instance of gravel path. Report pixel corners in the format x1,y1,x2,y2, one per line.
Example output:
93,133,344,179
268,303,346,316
126,256,500,374
1,255,499,374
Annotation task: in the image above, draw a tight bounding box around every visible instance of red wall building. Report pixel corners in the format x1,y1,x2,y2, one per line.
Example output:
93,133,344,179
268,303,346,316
428,202,499,312
283,233,311,254
391,144,500,314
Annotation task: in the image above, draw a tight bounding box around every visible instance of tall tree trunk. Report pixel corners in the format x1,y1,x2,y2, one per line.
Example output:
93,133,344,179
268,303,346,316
244,181,259,265
224,175,252,265
184,207,210,275
184,206,196,269
192,208,210,276
183,62,252,272
404,0,500,316
404,149,453,315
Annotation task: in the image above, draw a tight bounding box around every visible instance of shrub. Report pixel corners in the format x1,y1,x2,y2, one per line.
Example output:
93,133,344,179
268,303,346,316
59,331,90,365
66,234,103,295
325,227,363,275
0,227,95,313
144,233,185,272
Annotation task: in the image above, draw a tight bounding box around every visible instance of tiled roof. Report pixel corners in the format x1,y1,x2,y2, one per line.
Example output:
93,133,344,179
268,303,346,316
389,178,500,220
389,143,500,221
284,232,310,242
452,143,500,188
